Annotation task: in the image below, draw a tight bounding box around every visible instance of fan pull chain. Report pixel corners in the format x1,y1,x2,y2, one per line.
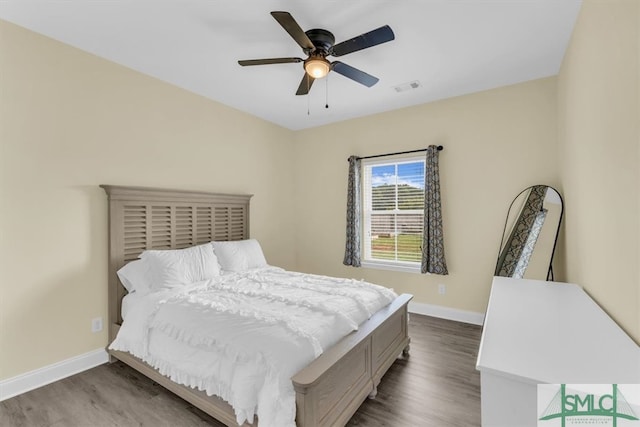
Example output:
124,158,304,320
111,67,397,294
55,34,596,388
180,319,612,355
325,73,329,109
307,75,311,115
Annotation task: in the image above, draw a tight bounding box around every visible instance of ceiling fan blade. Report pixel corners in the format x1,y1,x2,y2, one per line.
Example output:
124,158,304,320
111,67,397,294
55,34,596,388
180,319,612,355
331,61,379,87
238,57,303,66
296,73,315,95
271,11,315,51
331,25,395,57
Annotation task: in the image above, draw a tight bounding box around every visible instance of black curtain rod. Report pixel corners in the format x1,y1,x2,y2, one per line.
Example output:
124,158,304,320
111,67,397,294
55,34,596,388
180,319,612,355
351,146,443,161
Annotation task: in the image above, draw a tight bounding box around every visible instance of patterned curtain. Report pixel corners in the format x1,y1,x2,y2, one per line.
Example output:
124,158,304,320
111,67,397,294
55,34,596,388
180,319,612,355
343,156,362,267
421,146,448,275
496,185,548,277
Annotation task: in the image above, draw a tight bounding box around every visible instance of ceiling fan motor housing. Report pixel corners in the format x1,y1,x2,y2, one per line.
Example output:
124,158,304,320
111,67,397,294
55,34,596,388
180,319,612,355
305,29,335,55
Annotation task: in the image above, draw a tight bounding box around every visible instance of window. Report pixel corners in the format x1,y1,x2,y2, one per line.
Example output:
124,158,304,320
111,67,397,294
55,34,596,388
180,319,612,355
362,156,425,272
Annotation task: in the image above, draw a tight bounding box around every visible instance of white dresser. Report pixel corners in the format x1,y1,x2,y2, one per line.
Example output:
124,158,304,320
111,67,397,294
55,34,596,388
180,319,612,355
476,276,640,427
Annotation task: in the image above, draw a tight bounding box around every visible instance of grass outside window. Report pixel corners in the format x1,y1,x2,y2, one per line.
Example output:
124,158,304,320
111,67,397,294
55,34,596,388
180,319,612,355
370,233,422,262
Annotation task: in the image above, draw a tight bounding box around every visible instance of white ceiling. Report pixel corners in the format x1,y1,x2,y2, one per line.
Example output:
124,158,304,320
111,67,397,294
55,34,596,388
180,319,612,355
0,0,582,131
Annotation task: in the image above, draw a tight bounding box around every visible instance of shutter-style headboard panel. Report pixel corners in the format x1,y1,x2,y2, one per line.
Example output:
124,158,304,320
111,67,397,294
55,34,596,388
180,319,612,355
101,185,253,338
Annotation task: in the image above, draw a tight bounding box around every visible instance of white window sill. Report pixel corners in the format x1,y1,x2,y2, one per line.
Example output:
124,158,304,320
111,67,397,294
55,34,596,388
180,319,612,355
360,260,423,274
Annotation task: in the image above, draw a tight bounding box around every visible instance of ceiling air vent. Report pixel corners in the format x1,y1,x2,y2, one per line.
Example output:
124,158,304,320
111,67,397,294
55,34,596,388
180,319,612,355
393,80,421,93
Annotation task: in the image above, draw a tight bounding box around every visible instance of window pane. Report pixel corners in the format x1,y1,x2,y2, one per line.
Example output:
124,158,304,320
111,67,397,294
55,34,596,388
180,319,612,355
372,185,396,211
371,164,396,186
371,213,394,236
371,235,397,260
363,157,426,267
397,162,425,210
397,162,424,187
370,213,394,260
397,236,421,262
371,164,396,211
397,214,423,262
398,186,424,210
398,213,423,235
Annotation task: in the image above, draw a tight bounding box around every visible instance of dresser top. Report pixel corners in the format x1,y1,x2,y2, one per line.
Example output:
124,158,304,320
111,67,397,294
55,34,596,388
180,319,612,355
476,277,640,384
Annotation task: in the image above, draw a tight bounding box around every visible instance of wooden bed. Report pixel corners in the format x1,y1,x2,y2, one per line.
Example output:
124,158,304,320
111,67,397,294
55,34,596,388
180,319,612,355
101,184,412,427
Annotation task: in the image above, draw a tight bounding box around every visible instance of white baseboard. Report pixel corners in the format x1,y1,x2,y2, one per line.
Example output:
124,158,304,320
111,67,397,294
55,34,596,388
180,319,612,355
0,348,109,402
409,301,485,325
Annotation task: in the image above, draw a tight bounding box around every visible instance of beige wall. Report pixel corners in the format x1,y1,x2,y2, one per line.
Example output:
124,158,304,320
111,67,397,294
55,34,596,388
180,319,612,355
3,0,638,384
0,20,297,380
557,0,640,343
293,78,558,314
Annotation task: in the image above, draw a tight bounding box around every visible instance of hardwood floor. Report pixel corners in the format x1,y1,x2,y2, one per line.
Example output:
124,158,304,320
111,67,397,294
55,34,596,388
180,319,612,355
347,315,482,427
0,315,482,427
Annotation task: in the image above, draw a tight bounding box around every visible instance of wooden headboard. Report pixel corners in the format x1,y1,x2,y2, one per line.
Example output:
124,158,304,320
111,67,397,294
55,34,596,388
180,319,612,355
101,185,252,340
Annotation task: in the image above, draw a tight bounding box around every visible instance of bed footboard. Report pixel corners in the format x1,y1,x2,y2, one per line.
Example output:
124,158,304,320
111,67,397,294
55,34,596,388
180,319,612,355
292,293,412,427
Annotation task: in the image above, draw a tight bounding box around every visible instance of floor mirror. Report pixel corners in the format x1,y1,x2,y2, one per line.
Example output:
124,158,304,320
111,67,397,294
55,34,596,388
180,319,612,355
495,185,563,280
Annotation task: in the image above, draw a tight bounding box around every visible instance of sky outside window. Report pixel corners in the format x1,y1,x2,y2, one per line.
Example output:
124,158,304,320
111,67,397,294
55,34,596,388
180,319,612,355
371,162,424,189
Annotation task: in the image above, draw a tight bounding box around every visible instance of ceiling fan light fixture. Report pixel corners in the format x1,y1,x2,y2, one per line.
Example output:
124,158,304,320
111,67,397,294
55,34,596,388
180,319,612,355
304,57,330,79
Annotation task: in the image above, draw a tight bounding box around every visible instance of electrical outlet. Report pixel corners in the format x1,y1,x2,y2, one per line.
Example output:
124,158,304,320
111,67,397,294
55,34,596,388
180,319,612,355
438,284,446,295
91,317,103,333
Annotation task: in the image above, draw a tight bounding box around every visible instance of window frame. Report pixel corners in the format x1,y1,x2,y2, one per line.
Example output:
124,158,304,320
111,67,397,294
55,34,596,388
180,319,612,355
360,154,426,273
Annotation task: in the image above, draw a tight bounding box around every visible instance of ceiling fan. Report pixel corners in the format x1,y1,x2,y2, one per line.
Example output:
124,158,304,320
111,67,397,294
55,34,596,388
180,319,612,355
238,11,395,95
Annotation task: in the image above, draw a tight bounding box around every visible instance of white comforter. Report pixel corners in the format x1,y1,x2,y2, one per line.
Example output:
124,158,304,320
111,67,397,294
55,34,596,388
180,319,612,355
110,267,397,427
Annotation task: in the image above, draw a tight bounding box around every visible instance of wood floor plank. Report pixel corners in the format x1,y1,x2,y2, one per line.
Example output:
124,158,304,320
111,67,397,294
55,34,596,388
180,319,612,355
0,314,481,426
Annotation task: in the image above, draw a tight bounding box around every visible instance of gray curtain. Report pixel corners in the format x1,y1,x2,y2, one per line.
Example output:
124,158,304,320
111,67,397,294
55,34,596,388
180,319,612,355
343,155,361,267
421,145,448,274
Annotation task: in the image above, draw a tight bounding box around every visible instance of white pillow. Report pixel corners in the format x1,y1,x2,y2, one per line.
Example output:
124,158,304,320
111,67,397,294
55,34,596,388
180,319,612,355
117,259,152,294
211,239,268,272
140,243,221,290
